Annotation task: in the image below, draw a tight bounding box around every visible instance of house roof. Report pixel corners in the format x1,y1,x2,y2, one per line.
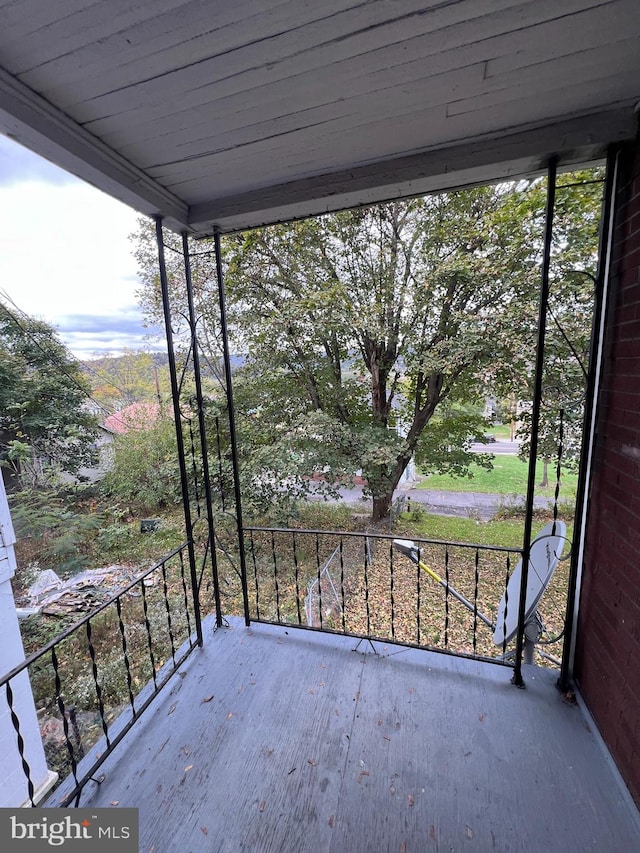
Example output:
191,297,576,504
103,402,161,435
0,1,638,235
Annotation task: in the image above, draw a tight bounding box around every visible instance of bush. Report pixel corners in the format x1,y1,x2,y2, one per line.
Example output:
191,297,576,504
9,486,103,576
102,418,181,514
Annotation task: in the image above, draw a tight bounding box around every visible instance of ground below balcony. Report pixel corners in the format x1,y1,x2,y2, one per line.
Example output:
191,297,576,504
49,619,640,853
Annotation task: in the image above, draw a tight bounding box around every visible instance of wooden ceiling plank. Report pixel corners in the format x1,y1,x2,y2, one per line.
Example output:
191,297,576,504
122,27,639,169
137,65,484,170
37,0,450,110
0,0,186,46
75,0,616,140
159,75,636,200
447,68,639,118
142,55,637,189
57,0,562,122
185,110,631,233
12,0,323,79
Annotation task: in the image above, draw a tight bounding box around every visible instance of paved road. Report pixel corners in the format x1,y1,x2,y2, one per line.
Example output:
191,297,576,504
310,441,550,521
315,482,553,522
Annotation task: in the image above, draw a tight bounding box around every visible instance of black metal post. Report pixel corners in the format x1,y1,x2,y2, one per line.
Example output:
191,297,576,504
181,233,224,627
154,217,203,645
214,230,251,625
557,145,621,691
513,157,558,687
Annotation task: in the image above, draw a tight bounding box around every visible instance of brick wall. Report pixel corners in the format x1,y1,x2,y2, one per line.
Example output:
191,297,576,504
575,134,640,807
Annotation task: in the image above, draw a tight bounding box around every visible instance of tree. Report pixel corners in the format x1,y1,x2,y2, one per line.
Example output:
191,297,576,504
0,301,99,488
85,348,169,411
489,170,604,487
133,173,601,521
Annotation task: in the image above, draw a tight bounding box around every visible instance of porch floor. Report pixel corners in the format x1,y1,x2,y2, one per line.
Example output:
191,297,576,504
49,618,639,853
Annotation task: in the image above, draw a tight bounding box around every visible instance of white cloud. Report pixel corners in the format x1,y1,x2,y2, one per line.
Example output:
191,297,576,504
0,135,160,359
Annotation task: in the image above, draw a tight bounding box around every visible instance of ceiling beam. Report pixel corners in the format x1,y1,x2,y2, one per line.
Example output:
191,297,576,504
0,66,189,230
189,107,637,234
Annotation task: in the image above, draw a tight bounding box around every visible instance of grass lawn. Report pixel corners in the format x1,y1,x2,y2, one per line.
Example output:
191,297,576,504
417,454,578,499
396,509,573,550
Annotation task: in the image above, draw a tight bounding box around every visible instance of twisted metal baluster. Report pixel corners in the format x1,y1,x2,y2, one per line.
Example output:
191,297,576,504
140,579,158,690
52,646,79,791
502,555,511,659
416,551,422,645
187,417,202,519
473,549,480,657
271,531,281,622
315,534,323,630
363,537,371,637
552,408,564,536
389,541,396,640
178,548,194,646
249,531,260,620
86,619,111,749
444,547,450,649
339,537,346,633
292,532,302,625
116,597,136,718
5,679,35,806
161,559,177,666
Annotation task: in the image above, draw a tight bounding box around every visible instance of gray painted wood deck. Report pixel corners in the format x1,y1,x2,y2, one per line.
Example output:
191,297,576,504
50,618,640,853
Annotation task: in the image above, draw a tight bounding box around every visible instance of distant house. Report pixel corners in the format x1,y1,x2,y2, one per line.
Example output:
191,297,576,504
62,404,162,484
103,402,161,435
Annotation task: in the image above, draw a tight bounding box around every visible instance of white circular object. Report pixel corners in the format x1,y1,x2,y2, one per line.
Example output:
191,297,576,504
492,520,567,646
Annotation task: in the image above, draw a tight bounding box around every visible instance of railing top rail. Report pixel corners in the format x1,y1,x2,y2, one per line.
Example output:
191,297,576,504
244,526,522,555
0,540,191,689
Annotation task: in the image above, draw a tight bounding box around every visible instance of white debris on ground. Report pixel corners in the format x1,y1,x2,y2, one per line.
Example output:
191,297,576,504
17,565,143,618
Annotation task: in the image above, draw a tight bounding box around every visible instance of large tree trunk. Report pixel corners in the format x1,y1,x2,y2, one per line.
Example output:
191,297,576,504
372,493,393,522
538,458,549,488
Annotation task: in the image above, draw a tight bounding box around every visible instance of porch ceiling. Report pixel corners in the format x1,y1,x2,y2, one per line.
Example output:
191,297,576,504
0,1,638,234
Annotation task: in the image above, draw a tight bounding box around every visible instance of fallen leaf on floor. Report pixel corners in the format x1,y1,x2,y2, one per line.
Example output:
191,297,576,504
309,688,315,695
182,746,190,756
200,827,208,835
201,695,214,703
184,764,193,773
259,800,266,813
478,713,485,722
167,703,177,715
408,687,416,694
400,843,406,853
227,712,233,720
110,801,119,806
466,826,474,839
429,824,436,840
383,735,391,742
357,771,370,784
328,815,334,828
308,759,317,767
407,794,414,806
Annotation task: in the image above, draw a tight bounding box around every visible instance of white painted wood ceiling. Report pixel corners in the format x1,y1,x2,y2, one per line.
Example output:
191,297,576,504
0,0,638,234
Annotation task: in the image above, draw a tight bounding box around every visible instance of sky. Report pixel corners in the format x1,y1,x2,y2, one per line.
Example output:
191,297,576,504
0,134,163,360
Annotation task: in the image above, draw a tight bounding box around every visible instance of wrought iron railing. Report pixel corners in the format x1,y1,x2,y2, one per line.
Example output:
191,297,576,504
1,542,199,807
244,527,522,664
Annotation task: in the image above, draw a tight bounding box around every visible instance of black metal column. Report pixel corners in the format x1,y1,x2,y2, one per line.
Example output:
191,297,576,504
557,145,621,691
513,157,558,687
154,217,203,645
181,232,224,627
214,231,251,625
